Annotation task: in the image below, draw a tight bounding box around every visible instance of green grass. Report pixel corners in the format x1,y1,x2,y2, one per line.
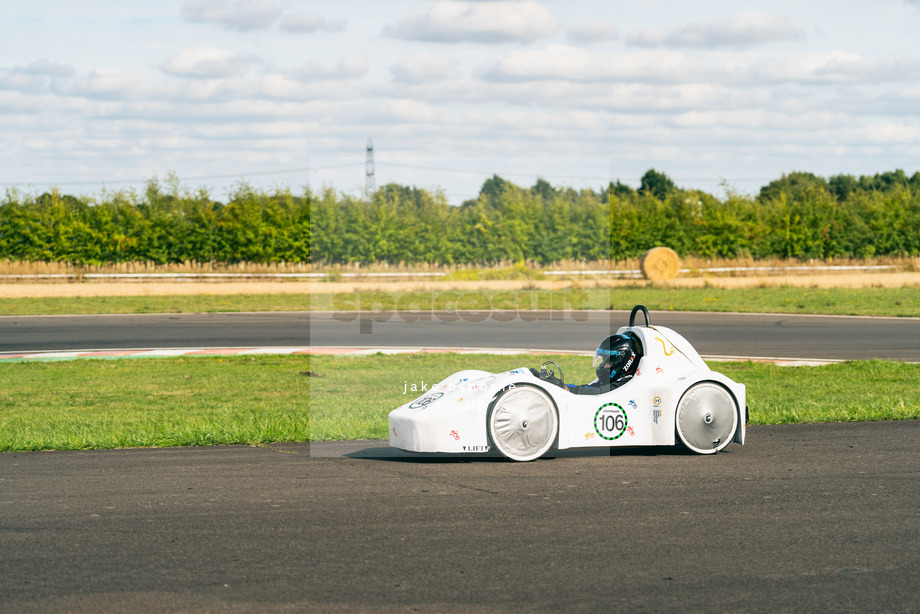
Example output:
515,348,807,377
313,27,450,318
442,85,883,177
0,355,311,451
2,285,920,316
312,286,920,317
715,360,920,423
0,293,311,315
2,353,918,452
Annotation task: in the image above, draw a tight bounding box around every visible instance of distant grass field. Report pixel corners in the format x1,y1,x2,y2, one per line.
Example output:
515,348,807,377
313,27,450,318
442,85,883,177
1,353,917,452
2,285,920,316
0,293,310,315
310,285,920,317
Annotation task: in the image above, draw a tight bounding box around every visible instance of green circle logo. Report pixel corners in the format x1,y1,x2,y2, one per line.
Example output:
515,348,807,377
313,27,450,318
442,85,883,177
594,402,628,440
408,392,443,409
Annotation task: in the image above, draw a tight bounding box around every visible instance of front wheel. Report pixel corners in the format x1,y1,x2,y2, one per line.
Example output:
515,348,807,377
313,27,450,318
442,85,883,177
675,382,739,454
488,385,558,461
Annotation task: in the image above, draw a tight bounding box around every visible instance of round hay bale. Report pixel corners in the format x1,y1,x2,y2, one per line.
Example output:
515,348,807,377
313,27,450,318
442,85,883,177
640,247,680,281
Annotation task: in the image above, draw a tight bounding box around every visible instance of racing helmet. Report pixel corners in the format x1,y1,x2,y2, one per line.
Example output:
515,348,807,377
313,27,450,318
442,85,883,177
593,333,641,383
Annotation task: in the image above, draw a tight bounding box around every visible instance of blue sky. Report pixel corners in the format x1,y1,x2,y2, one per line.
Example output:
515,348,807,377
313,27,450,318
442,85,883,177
3,0,920,203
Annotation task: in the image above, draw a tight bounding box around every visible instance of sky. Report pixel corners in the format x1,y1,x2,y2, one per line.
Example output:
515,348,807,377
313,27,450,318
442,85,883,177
3,0,920,204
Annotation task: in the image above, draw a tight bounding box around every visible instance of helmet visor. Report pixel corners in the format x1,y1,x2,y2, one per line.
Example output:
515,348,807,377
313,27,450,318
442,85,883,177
593,348,625,369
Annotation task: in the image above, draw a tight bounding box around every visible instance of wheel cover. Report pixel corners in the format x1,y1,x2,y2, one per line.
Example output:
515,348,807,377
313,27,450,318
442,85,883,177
489,387,557,461
675,383,738,454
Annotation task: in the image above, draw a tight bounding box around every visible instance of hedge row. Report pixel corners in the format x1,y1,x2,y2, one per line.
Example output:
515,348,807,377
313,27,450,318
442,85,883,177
1,170,918,265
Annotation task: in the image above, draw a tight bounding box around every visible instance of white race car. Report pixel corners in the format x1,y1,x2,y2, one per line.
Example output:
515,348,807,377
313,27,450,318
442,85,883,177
389,306,747,461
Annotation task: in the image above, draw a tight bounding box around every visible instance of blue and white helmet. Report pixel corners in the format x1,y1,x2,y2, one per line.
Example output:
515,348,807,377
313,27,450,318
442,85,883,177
593,333,641,382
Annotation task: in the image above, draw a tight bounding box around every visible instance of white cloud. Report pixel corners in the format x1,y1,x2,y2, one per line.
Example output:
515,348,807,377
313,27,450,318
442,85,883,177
295,55,368,80
12,59,75,78
280,11,346,33
468,108,601,137
667,109,856,133
858,121,920,144
478,43,920,94
54,68,157,102
629,11,801,48
385,0,557,43
481,45,708,84
0,60,76,94
377,99,446,124
748,51,920,84
567,21,618,43
162,47,261,79
390,52,461,83
6,1,920,200
181,1,345,34
279,11,325,33
181,0,284,31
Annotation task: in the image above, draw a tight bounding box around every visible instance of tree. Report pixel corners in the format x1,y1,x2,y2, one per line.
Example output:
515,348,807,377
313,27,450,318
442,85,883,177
609,180,635,200
638,169,676,200
759,172,828,202
828,174,858,202
858,169,910,192
478,175,511,207
531,178,556,202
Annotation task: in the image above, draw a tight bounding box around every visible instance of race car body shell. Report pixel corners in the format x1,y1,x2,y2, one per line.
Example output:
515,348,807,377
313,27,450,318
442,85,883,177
388,325,746,456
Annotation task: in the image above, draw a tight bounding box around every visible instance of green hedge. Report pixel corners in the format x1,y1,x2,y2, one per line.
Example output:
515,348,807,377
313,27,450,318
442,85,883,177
2,170,918,265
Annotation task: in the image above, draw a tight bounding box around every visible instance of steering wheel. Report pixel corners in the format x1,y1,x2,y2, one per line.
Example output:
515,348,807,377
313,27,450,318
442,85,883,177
540,361,564,385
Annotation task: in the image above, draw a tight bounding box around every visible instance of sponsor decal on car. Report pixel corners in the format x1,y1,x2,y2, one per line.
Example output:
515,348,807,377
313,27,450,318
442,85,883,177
594,402,628,441
462,445,490,452
449,430,460,440
655,336,675,356
408,392,444,409
439,377,469,390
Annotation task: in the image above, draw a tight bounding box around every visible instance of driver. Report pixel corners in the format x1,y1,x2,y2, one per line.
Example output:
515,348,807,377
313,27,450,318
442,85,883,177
564,333,642,395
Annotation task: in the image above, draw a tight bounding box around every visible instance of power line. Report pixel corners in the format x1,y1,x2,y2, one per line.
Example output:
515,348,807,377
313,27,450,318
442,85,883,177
0,162,367,189
3,158,787,192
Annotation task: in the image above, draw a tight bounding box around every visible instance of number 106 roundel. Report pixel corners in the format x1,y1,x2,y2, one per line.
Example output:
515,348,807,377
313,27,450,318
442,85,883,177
389,306,748,461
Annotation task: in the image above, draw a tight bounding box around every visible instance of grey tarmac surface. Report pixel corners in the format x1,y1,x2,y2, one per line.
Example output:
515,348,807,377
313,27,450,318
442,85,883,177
2,420,919,613
4,310,920,361
310,310,920,361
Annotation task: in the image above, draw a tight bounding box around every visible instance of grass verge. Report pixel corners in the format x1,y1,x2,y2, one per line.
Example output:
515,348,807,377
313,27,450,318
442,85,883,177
311,286,920,317
0,356,310,452
0,293,312,315
1,285,920,317
2,354,917,452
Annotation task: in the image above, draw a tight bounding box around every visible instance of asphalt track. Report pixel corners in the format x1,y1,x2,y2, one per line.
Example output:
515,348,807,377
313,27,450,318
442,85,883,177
2,422,919,612
3,310,920,361
3,310,920,611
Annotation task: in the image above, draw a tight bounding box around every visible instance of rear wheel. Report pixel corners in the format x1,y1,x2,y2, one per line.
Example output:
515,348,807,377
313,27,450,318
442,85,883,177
488,385,558,461
675,382,738,454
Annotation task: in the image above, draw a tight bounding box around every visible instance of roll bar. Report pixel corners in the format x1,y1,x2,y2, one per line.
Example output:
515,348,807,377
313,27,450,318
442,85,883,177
629,305,651,327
